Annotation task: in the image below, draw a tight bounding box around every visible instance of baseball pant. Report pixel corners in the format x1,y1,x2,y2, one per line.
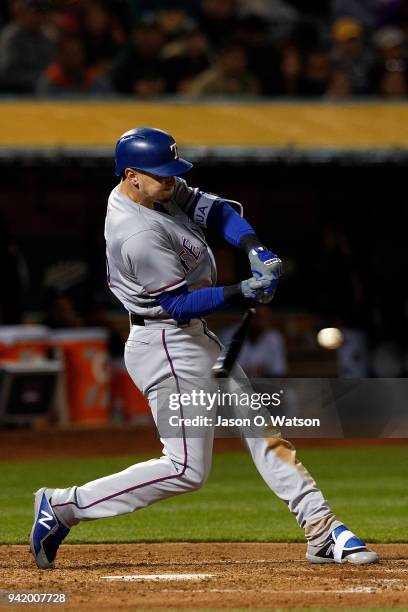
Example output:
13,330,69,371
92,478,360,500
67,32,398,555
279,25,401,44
51,319,339,545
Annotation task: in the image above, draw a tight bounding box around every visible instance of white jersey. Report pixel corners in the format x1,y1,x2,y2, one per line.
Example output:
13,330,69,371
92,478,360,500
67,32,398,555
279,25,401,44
105,177,240,318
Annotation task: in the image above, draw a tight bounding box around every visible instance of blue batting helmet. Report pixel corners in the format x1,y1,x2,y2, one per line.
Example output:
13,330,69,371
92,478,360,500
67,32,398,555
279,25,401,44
114,127,193,177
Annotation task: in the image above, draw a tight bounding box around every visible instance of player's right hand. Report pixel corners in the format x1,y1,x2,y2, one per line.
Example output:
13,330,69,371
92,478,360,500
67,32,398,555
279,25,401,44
240,277,270,301
257,284,276,304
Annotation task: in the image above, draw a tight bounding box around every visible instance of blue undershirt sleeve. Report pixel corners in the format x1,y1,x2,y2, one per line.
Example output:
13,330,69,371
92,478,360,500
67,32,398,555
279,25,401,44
206,200,256,248
156,284,232,321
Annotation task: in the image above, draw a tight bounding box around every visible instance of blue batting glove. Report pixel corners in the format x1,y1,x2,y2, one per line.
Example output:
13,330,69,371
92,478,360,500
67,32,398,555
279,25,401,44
248,247,282,289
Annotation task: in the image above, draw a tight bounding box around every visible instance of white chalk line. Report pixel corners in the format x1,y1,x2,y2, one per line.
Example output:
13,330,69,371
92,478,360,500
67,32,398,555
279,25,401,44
160,587,380,594
100,566,408,586
100,573,407,594
101,575,406,586
101,573,214,582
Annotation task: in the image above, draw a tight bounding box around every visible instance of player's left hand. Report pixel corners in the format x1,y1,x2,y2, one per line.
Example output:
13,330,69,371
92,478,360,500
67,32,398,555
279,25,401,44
258,283,277,304
248,247,282,289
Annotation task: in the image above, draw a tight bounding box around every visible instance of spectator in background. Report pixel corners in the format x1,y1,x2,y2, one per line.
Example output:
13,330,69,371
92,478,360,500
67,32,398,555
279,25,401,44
110,19,166,95
234,14,281,94
45,0,82,37
237,0,299,24
306,221,366,327
156,5,196,43
82,299,124,358
300,48,331,96
277,42,302,95
0,216,27,324
332,0,381,30
198,0,238,47
163,26,212,93
36,34,112,96
131,73,166,97
305,221,369,377
0,0,54,93
126,0,200,24
325,68,353,98
187,41,260,95
237,0,299,44
372,26,407,95
290,20,323,56
337,327,370,377
219,305,287,377
331,17,374,94
43,292,82,329
373,26,406,70
79,0,126,75
379,67,407,95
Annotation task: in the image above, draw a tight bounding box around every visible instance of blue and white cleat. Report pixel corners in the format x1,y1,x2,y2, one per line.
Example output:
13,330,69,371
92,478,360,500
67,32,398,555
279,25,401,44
306,524,379,564
30,488,70,569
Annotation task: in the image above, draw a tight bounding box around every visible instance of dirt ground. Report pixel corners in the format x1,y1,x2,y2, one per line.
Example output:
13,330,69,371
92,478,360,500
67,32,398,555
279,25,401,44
1,543,407,611
2,429,407,610
1,426,407,461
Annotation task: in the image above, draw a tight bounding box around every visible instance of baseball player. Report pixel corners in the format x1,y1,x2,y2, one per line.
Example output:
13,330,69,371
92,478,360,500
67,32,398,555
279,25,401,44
30,127,378,569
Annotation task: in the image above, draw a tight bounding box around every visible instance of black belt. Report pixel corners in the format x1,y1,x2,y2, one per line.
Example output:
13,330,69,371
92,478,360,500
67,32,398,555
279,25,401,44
130,313,146,326
129,313,191,327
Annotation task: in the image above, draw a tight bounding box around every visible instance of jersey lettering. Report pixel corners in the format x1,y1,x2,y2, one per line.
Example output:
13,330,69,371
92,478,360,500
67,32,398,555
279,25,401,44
178,238,201,272
178,249,190,272
195,206,209,225
182,238,200,260
191,193,218,226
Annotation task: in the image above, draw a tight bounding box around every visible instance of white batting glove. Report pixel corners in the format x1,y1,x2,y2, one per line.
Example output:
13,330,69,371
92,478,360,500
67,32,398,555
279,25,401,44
240,277,270,301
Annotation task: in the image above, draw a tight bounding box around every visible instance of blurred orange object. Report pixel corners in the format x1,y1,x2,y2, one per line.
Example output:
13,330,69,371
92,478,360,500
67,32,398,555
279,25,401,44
111,358,150,423
0,326,50,363
332,17,363,41
51,329,110,424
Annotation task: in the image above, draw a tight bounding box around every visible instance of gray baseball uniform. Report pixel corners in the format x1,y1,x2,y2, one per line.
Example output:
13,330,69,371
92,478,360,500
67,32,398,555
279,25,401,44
50,178,340,546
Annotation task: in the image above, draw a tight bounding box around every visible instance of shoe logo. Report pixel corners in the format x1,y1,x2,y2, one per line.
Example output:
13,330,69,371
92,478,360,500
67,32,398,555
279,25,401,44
38,509,54,531
326,543,334,557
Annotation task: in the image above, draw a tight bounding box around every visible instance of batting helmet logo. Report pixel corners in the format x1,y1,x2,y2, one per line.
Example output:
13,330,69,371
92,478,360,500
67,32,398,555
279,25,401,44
170,143,179,160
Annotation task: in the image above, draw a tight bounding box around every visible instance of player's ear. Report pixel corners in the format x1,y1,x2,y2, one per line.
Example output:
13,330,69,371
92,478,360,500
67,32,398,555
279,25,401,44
125,168,139,187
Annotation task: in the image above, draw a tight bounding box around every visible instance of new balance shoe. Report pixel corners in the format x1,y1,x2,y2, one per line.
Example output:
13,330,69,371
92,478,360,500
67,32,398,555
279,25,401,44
30,487,70,569
306,524,379,564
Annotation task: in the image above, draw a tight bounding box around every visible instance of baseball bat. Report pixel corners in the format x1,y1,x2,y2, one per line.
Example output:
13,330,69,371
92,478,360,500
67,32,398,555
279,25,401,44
211,301,256,378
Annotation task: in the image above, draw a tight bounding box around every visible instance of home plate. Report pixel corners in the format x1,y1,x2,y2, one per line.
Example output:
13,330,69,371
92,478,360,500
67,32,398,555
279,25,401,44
101,574,214,582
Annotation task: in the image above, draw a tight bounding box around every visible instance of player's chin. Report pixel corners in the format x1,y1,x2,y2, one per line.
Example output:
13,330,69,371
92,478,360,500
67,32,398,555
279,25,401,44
158,185,175,200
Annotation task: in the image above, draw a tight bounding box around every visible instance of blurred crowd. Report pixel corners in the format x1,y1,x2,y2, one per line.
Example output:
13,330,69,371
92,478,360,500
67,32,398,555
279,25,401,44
0,0,407,98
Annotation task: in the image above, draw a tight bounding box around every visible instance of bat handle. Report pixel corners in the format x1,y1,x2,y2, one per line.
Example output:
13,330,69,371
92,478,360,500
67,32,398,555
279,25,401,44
248,298,257,314
211,301,257,379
